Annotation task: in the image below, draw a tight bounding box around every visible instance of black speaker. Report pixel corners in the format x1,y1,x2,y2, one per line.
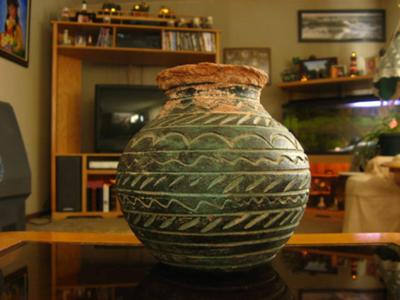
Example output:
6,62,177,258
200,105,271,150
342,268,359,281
56,156,82,212
0,101,30,231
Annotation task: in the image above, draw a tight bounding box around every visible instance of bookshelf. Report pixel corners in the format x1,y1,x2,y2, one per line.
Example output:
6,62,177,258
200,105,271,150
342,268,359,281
51,20,221,220
276,74,373,90
277,75,373,101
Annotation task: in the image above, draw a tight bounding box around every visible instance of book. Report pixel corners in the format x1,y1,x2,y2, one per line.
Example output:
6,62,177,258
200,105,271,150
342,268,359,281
87,180,104,211
88,161,118,169
103,183,110,212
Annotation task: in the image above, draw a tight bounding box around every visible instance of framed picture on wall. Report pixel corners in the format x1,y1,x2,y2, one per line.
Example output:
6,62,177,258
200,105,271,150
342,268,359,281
0,0,31,67
223,47,271,85
298,10,386,42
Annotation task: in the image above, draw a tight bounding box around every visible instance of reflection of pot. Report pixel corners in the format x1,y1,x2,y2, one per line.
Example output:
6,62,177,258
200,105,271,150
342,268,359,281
134,264,293,300
116,63,310,271
378,133,400,156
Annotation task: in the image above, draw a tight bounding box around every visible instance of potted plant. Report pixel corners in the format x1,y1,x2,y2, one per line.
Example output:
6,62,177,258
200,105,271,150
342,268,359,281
352,107,400,171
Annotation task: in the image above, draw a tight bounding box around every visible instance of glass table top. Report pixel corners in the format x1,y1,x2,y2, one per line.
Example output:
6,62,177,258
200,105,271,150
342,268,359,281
0,241,399,299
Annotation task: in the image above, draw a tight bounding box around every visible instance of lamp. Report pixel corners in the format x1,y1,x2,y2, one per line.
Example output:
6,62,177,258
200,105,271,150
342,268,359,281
374,26,400,100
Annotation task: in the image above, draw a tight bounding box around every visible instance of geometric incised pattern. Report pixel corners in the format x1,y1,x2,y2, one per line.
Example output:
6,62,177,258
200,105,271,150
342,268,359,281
121,205,306,233
116,83,310,270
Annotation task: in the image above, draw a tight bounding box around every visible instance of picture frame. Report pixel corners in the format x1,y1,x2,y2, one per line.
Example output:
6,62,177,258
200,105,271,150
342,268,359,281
298,10,386,42
0,267,29,300
365,56,378,75
0,0,31,67
223,47,271,85
331,64,348,78
299,289,386,300
300,57,338,79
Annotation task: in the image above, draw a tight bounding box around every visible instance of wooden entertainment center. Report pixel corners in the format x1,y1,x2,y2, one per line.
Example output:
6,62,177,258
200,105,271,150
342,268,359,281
51,20,221,220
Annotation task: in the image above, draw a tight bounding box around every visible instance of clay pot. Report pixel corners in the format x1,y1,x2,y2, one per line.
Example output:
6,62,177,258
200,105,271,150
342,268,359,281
116,63,310,271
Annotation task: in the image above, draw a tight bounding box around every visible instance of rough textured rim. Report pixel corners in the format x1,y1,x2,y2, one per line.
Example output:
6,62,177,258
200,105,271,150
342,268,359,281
156,63,269,90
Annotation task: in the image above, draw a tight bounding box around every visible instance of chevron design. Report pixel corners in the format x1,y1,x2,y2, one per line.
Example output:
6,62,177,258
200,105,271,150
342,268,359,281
121,205,305,233
149,113,282,129
117,172,311,195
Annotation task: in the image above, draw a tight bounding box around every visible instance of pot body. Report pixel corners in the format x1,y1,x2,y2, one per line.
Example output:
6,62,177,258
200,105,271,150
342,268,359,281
116,68,310,271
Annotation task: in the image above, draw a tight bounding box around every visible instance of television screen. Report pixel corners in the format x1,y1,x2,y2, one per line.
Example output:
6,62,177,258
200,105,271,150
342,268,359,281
282,95,400,154
95,85,166,153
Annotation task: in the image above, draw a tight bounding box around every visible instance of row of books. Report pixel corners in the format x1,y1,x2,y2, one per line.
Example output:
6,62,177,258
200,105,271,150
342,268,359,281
162,31,216,52
87,180,118,212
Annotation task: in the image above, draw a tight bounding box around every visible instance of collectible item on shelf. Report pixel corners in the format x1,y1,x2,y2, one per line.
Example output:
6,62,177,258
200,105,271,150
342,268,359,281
201,16,213,28
116,63,310,271
176,17,190,27
100,2,122,15
192,17,201,28
349,51,359,76
76,0,94,23
158,6,175,18
132,1,150,13
96,28,112,47
60,7,71,21
61,29,72,45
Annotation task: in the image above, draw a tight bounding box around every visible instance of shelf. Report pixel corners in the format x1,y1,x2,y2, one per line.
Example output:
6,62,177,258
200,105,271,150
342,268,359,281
58,45,217,66
309,191,332,196
87,169,117,175
56,153,121,157
311,174,339,179
276,75,373,90
53,20,221,33
52,211,123,220
305,207,344,219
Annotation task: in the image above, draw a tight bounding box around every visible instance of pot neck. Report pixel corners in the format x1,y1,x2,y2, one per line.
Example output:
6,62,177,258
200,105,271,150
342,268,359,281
164,82,262,103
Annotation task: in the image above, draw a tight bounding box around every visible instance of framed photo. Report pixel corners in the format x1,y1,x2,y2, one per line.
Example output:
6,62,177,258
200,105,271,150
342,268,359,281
299,289,386,300
365,56,378,75
331,64,348,78
300,57,338,79
0,267,29,300
298,10,386,42
0,0,31,67
223,48,271,85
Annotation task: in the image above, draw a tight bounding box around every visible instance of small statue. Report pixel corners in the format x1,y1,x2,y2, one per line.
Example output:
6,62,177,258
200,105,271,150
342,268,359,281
158,6,175,18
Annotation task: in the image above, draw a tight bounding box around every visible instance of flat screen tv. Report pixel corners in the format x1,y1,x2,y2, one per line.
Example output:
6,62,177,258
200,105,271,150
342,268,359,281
282,95,400,154
95,85,166,153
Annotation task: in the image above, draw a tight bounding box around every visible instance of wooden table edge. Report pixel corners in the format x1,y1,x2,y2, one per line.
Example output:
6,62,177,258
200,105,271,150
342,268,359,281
0,232,399,252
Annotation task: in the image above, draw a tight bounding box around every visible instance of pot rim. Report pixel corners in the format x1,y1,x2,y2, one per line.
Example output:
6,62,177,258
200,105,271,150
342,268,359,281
156,63,269,90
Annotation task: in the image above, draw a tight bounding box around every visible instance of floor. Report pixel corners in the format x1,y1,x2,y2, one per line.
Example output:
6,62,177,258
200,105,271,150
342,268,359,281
27,214,343,234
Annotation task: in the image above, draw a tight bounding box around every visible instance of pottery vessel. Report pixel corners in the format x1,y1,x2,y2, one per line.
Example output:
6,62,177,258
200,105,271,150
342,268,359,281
116,63,310,271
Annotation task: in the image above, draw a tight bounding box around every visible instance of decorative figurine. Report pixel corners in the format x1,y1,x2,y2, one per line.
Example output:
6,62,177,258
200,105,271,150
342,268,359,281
101,2,122,15
60,7,71,21
158,6,175,18
132,1,150,13
201,16,213,28
349,51,358,76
